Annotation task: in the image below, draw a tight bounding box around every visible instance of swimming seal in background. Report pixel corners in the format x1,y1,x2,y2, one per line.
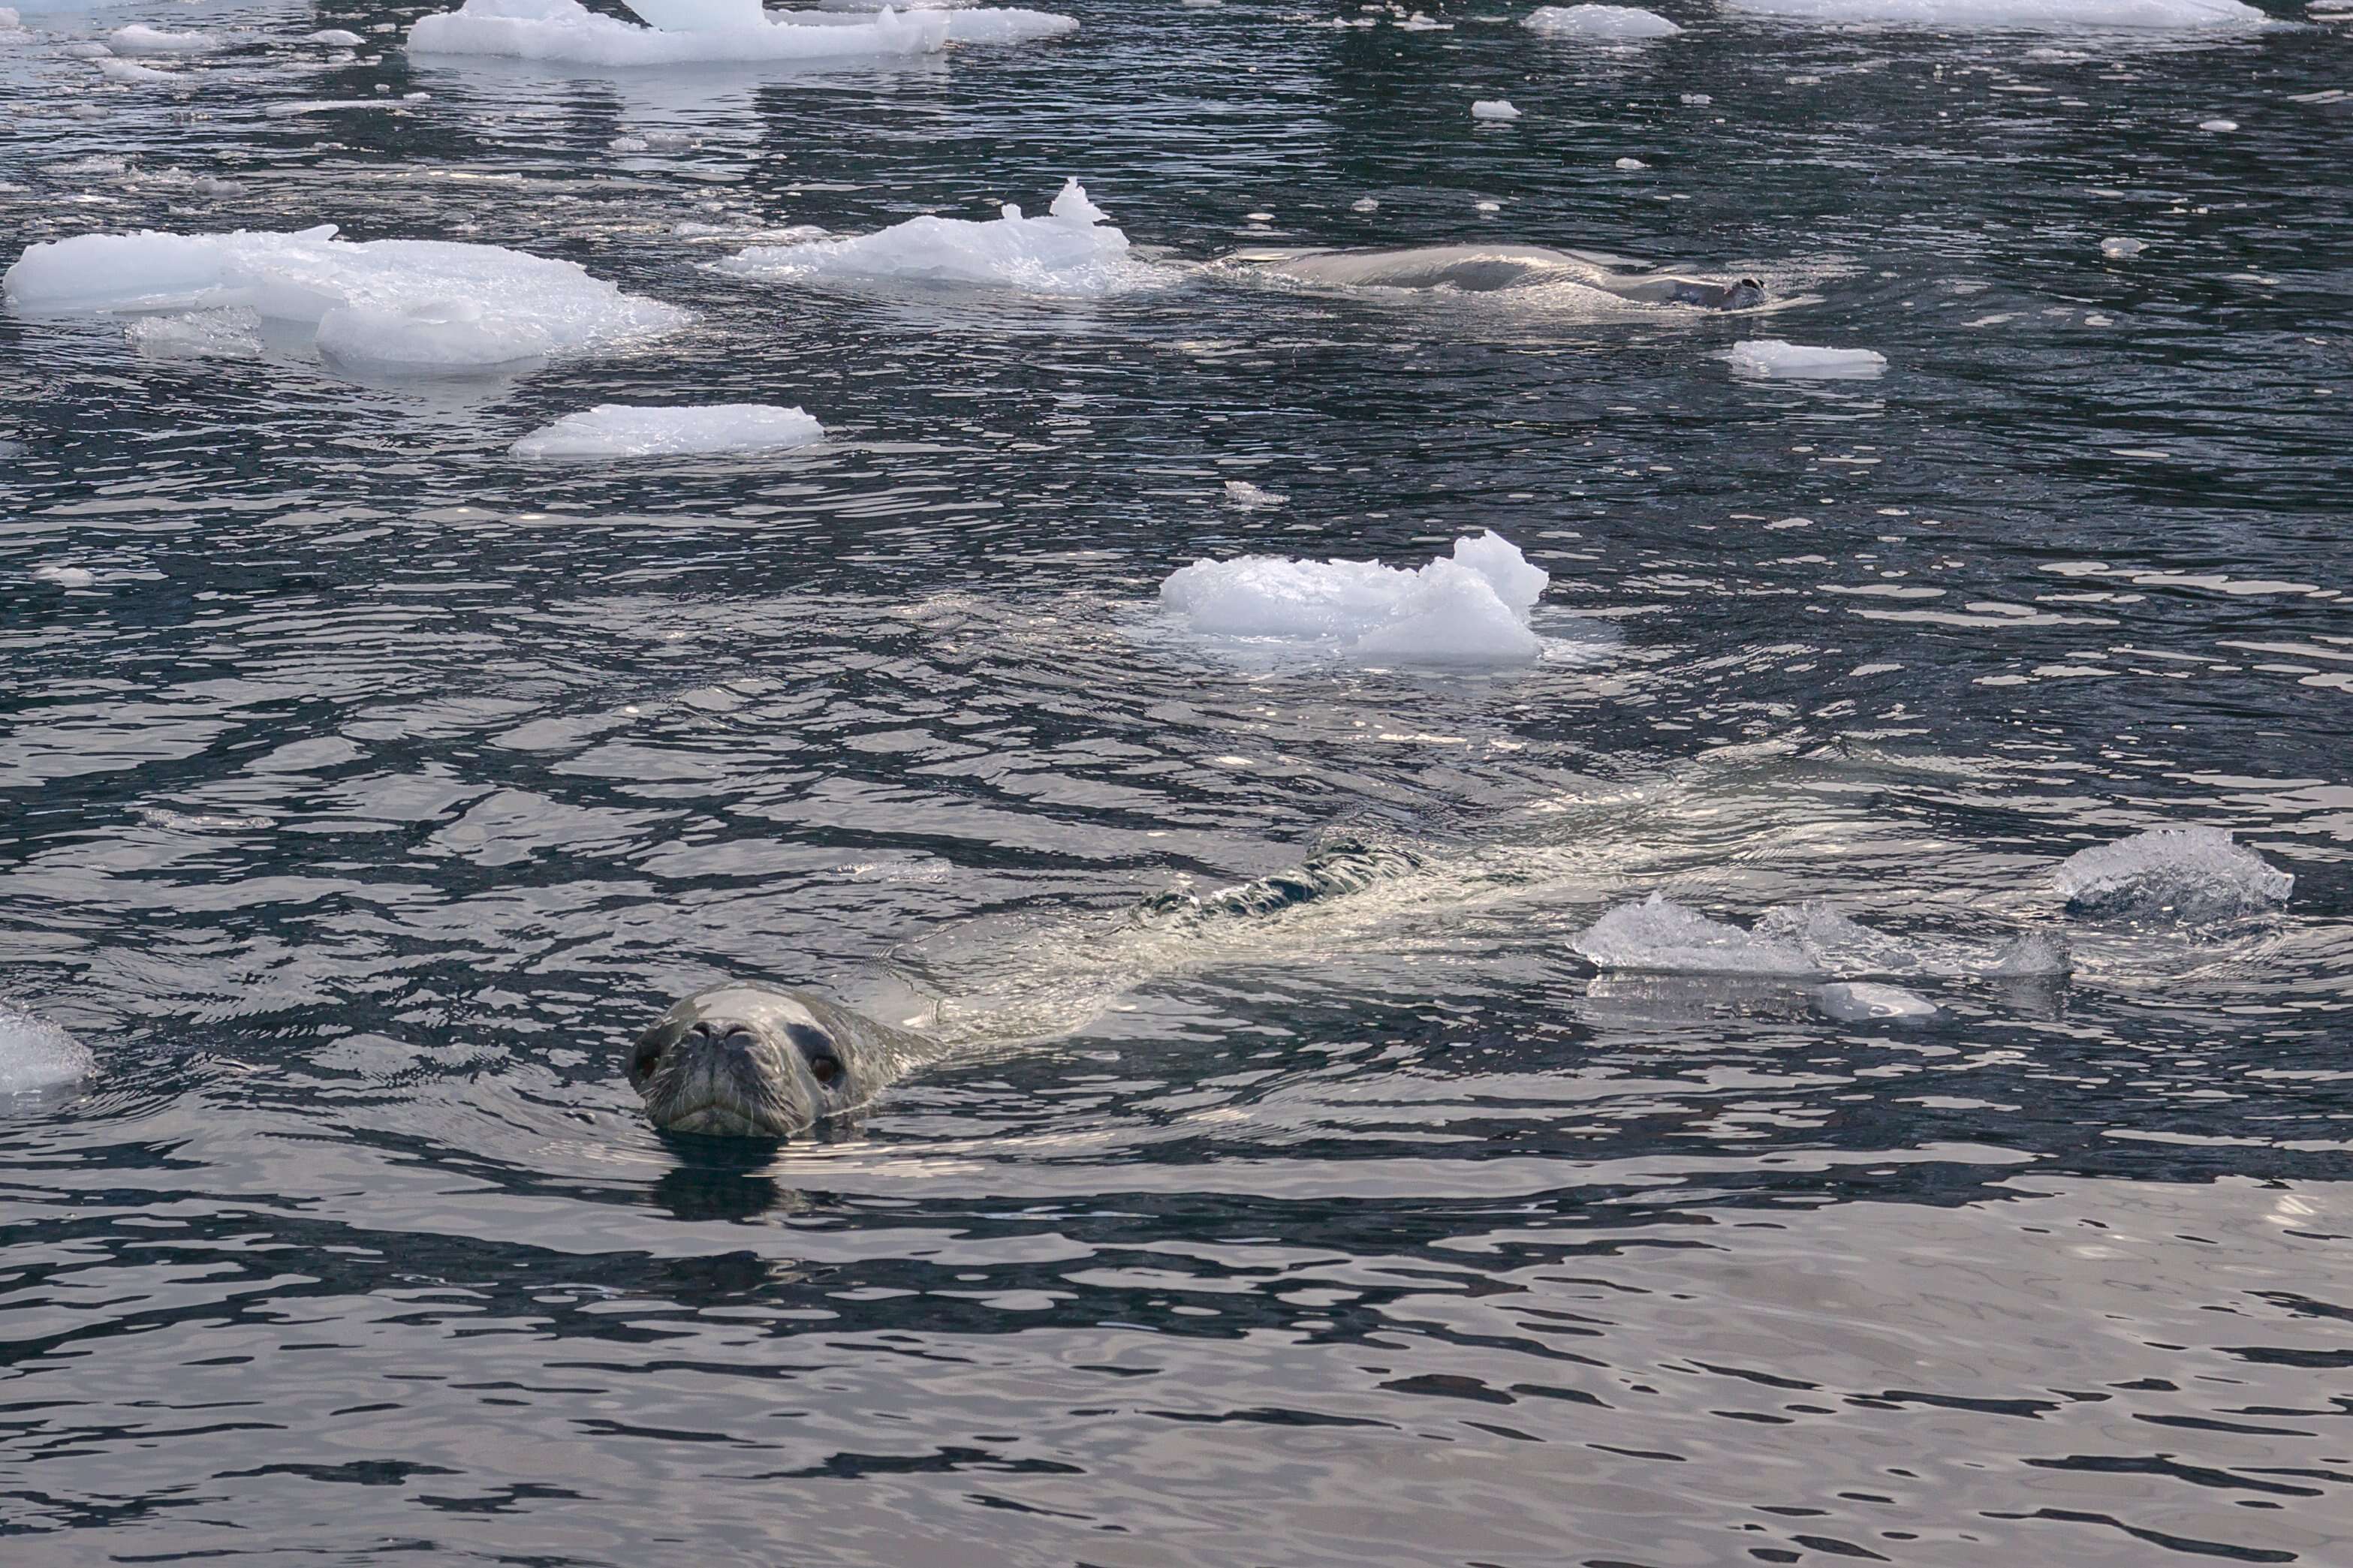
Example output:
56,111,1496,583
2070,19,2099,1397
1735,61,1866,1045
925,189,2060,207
1222,243,1764,309
628,982,925,1137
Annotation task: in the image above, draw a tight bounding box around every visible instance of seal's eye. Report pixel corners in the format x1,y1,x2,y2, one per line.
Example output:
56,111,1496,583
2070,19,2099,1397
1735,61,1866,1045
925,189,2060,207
785,1022,841,1088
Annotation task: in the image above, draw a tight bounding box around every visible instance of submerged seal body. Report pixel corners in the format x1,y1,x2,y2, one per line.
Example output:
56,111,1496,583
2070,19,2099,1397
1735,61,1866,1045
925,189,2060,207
1225,243,1764,309
628,982,921,1137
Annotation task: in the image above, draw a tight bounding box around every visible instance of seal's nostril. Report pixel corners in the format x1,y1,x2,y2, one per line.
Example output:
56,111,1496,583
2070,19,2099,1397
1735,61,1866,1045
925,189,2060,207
690,1021,716,1040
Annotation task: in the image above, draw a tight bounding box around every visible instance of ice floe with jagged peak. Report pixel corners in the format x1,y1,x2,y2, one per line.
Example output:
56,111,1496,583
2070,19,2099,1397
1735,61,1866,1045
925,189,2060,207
1158,530,1554,667
1573,894,2072,980
1725,0,2270,26
2,224,689,375
0,1003,92,1097
719,179,1177,297
408,0,1074,67
1524,5,1683,38
2053,826,2292,923
1728,339,1887,379
512,403,825,459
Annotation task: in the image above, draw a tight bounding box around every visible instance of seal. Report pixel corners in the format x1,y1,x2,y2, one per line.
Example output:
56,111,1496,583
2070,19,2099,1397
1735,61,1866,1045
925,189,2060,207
1223,243,1764,309
627,981,922,1138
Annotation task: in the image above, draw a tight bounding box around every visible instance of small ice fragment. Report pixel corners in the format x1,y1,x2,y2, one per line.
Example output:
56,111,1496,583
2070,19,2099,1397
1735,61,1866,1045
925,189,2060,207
1985,931,2070,977
308,29,366,44
1523,5,1683,38
2053,825,2292,923
2197,116,2237,131
1572,894,1820,974
1396,9,1451,25
1726,339,1888,378
1351,197,1381,212
719,179,1173,297
1754,901,1924,974
1613,155,1647,169
125,305,264,359
2100,236,2146,258
32,564,95,588
1159,530,1550,667
1223,478,1285,508
0,1004,92,1095
609,134,650,151
0,9,23,31
511,403,824,459
97,57,178,83
1182,0,1222,8
108,25,221,54
1815,982,1939,1022
1680,92,1712,104
1246,210,1275,221
1472,98,1521,119
1475,200,1502,213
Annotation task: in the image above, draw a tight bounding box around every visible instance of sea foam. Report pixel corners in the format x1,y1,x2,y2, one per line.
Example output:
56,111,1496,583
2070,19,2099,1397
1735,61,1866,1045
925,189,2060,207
1161,531,1551,667
4,225,689,374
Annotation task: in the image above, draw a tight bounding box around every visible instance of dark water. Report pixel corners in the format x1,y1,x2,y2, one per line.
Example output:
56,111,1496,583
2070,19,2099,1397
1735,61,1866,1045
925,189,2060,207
4,1,2351,1562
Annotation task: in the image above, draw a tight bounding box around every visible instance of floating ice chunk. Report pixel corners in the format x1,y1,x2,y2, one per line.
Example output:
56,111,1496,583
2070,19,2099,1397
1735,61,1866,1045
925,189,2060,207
512,402,824,459
308,28,366,44
0,1004,92,1095
1725,0,2269,25
1681,91,1712,104
407,0,1072,65
1352,196,1381,212
619,0,762,28
1224,478,1285,508
97,56,177,83
2054,826,2292,923
1472,98,1520,120
1614,155,1647,169
109,25,221,54
2100,236,2147,258
4,225,688,375
719,178,1170,297
1815,982,1939,1022
1160,531,1550,667
1524,5,1683,37
1755,900,1926,973
32,564,94,588
2198,117,2237,131
0,9,22,30
1986,930,2070,977
125,305,263,358
1573,894,1821,974
1728,339,1888,379
1397,10,1451,26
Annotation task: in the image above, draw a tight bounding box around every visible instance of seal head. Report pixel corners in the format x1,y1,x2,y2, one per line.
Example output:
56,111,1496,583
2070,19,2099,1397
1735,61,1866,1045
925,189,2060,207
628,983,878,1138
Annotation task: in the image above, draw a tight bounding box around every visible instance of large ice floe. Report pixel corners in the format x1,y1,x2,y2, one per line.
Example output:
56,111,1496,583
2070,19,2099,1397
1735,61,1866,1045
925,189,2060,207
1727,339,1887,379
1723,0,2270,27
0,1003,91,1097
1158,531,1553,667
1524,5,1684,38
2,224,689,375
512,402,824,459
719,178,1173,297
407,0,1076,67
2053,826,2293,923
